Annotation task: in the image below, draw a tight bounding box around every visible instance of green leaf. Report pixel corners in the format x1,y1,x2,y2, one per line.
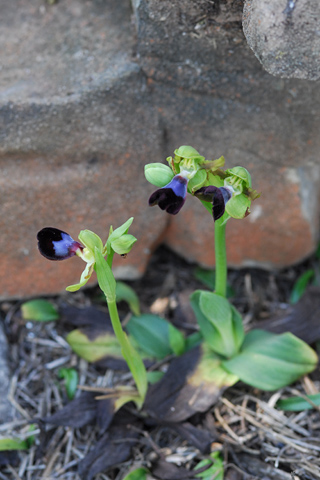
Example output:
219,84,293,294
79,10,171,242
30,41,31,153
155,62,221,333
194,267,235,297
146,371,164,384
191,290,243,357
122,467,148,480
223,329,318,391
26,424,37,448
277,393,320,411
58,368,78,400
66,329,122,362
194,266,215,290
116,281,140,316
21,299,59,322
195,452,224,480
0,438,28,451
168,323,186,356
290,269,315,304
189,343,239,390
95,248,116,302
118,329,147,406
185,331,203,351
126,314,173,359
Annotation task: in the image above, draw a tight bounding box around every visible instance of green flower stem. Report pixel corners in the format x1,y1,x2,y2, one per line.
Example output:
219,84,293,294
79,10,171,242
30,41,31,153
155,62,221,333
214,220,227,298
95,247,147,403
107,297,127,350
106,296,147,401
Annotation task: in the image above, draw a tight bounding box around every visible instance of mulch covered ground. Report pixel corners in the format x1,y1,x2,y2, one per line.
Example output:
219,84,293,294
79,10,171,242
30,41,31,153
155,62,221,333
1,246,320,480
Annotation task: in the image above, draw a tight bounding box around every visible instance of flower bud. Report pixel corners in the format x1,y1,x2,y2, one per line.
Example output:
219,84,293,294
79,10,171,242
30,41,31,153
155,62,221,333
144,163,174,187
111,234,137,255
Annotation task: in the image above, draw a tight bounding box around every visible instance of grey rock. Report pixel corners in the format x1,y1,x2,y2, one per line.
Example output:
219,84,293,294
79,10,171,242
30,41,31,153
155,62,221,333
243,0,320,80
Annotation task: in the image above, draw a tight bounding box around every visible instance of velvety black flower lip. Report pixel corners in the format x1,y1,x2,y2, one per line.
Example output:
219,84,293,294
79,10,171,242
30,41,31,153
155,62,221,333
37,227,82,261
194,186,232,221
148,175,188,215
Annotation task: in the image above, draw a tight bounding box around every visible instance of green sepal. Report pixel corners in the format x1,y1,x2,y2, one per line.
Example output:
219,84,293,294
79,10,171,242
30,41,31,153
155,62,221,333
174,145,203,160
144,163,174,187
111,234,137,255
225,193,251,219
222,329,318,390
206,171,224,188
95,247,116,302
188,168,207,193
78,229,103,253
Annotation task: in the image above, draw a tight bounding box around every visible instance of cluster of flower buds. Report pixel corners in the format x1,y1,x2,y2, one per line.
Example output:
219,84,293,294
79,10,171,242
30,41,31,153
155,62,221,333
145,146,259,222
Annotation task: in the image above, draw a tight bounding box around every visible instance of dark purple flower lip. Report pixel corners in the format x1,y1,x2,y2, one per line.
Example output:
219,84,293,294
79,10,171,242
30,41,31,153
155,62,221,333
194,186,232,221
148,175,188,215
37,227,82,261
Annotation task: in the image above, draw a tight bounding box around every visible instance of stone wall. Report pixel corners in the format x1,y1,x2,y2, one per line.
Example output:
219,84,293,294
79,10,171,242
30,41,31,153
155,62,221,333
1,0,319,297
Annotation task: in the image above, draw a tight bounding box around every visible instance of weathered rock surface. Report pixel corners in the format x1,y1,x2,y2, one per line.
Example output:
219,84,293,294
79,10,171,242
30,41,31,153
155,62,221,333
243,0,320,80
1,0,320,297
0,0,166,297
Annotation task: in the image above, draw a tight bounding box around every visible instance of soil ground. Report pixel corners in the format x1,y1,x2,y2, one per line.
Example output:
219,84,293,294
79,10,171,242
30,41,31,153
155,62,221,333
1,246,320,480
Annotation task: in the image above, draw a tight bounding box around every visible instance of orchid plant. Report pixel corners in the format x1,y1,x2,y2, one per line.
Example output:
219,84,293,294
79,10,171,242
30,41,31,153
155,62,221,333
145,146,318,391
36,145,317,411
37,218,147,409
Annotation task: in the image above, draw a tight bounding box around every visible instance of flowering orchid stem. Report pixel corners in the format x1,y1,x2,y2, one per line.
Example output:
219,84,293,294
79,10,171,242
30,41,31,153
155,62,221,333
105,295,147,403
95,249,147,404
214,221,227,298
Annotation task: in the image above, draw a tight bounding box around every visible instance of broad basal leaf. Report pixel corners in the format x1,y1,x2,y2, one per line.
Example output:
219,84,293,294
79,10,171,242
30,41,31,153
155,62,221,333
21,299,59,322
277,392,320,411
126,314,185,359
190,290,244,357
66,329,122,363
222,329,318,391
144,344,238,422
116,281,140,316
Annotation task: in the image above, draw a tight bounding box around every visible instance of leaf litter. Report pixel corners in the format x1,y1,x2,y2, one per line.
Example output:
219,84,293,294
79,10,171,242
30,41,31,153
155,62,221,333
1,246,320,479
